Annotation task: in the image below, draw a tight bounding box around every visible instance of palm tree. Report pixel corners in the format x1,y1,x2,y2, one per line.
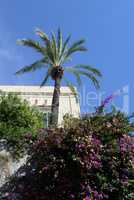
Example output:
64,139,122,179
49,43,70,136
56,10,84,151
15,28,102,126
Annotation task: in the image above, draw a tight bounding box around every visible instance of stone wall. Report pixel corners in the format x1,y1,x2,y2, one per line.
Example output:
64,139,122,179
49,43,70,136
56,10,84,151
0,140,26,187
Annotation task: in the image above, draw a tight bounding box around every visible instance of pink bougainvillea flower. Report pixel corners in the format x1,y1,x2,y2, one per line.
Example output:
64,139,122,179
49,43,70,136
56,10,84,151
84,196,91,200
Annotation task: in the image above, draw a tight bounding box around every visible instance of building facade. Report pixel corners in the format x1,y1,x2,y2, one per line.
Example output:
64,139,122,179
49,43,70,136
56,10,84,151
0,85,80,125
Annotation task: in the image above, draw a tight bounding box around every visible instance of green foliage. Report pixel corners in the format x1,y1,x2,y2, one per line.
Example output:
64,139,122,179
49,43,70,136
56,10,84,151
62,113,80,129
0,94,44,157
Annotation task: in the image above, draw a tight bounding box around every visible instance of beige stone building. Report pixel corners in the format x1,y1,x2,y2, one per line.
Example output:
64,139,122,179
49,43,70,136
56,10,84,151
0,85,80,126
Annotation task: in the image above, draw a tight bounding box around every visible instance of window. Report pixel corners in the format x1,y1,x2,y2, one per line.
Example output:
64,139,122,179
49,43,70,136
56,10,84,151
35,99,38,105
43,112,51,128
44,100,47,105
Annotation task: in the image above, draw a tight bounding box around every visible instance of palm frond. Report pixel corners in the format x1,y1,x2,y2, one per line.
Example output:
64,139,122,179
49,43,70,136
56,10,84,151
73,65,102,77
65,68,82,86
40,70,50,86
66,46,87,59
51,32,58,63
63,77,78,99
36,28,55,64
17,39,45,55
62,35,71,54
57,28,62,57
67,46,87,55
46,47,55,64
58,34,71,64
65,39,87,57
77,70,100,89
15,58,48,75
35,28,49,44
69,39,85,50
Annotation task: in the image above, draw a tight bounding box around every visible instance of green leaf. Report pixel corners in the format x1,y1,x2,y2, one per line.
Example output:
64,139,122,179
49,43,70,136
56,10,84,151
35,28,49,44
15,58,48,75
65,39,87,58
65,68,82,86
62,35,71,54
40,70,50,86
57,28,62,57
58,35,71,64
51,31,58,63
68,39,85,50
63,77,78,100
17,39,45,55
66,46,87,58
77,70,100,89
74,65,102,77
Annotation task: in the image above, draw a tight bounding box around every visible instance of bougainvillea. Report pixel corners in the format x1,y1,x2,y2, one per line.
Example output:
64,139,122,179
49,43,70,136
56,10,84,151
0,112,134,200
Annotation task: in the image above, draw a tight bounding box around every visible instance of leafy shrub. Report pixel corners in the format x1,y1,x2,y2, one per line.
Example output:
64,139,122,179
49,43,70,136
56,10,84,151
0,93,44,138
1,111,134,200
0,94,44,157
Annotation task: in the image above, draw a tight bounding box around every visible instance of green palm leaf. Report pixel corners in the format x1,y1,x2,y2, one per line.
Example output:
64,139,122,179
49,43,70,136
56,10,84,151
36,28,55,64
63,77,78,98
15,58,48,75
57,28,62,57
65,39,87,58
65,68,82,86
35,28,49,44
73,65,102,77
68,39,85,50
58,35,71,64
77,70,100,89
51,32,58,63
40,70,50,86
62,35,71,54
17,39,45,55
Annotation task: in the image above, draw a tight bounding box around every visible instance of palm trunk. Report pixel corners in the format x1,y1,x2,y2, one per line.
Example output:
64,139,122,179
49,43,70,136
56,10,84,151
50,78,61,127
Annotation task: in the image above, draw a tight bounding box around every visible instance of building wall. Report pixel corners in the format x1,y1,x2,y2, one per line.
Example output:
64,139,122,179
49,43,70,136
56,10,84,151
0,86,80,125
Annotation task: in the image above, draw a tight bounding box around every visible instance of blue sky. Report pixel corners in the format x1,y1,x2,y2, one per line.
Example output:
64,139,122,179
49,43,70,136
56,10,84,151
0,0,134,113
